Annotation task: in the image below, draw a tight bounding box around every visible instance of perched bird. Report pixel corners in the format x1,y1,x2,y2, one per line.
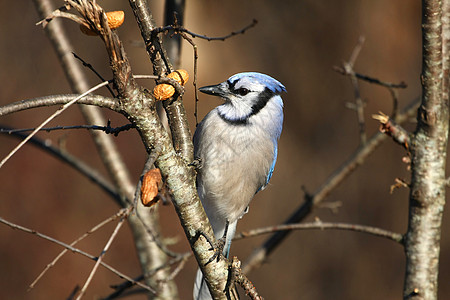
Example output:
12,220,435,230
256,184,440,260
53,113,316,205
193,72,286,299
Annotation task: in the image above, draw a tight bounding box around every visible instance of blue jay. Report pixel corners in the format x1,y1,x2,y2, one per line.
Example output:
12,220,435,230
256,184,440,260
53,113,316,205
193,72,285,299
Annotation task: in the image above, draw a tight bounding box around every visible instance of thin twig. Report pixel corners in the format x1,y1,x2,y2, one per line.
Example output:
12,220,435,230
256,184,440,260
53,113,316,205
373,111,411,150
163,254,190,283
348,36,365,66
104,253,192,299
333,66,408,89
344,36,367,145
1,123,135,136
29,209,129,291
178,31,200,126
388,87,400,118
0,215,155,294
154,19,258,41
230,257,263,300
0,94,119,117
336,65,405,119
134,212,180,258
235,221,404,244
72,52,116,97
76,208,131,300
0,81,110,168
133,74,161,80
37,6,88,28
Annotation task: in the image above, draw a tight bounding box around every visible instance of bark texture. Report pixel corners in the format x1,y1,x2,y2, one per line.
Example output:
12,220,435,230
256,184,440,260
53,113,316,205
403,1,449,299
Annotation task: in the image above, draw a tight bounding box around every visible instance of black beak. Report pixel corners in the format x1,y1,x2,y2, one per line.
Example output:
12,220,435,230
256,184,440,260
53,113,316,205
198,82,228,98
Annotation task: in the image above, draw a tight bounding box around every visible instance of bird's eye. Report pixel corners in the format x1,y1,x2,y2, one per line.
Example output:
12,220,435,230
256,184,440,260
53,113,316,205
237,88,249,96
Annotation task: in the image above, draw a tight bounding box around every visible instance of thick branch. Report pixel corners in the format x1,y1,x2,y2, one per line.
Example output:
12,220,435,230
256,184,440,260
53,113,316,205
403,1,449,299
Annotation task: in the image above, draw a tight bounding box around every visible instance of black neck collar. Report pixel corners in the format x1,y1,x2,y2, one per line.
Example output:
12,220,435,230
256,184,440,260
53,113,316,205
217,87,276,126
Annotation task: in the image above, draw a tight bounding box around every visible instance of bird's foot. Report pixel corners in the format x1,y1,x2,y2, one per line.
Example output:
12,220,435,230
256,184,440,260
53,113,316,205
188,158,202,170
205,219,230,265
205,235,226,265
193,231,224,265
193,220,230,266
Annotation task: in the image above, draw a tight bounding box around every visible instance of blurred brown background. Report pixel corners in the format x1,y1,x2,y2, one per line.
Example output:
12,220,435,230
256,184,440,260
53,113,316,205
1,1,449,299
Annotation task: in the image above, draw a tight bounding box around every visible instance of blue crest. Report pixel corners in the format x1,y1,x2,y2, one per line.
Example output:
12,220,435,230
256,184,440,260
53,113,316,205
228,72,286,94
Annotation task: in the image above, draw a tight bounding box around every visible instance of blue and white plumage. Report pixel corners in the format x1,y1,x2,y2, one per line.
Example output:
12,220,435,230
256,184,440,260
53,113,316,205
193,72,285,300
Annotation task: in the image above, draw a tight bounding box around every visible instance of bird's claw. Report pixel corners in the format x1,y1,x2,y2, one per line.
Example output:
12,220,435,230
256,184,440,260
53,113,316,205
189,158,202,170
205,236,226,265
194,220,230,266
205,219,229,265
193,230,223,265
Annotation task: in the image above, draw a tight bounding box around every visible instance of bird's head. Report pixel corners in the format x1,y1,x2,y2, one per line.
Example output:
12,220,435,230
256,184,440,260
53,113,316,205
199,72,286,123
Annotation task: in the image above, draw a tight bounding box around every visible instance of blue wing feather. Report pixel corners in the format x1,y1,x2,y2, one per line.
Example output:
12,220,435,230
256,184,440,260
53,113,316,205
256,143,278,193
266,145,278,185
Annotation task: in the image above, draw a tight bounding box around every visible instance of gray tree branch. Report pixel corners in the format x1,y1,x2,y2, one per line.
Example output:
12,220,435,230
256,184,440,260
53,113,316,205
403,1,449,299
0,94,119,116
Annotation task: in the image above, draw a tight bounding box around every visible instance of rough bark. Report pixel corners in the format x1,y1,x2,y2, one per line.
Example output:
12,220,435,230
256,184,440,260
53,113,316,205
403,1,449,299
